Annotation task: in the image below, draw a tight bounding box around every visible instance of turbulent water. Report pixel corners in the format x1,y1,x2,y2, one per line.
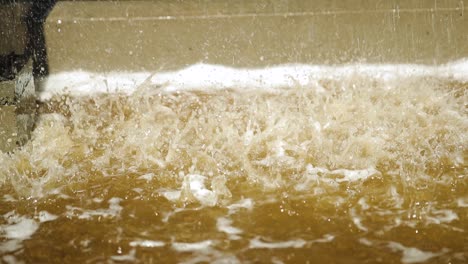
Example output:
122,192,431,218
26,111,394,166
0,72,467,263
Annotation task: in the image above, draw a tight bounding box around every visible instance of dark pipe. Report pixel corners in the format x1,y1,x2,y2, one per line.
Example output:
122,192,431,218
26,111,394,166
23,0,56,78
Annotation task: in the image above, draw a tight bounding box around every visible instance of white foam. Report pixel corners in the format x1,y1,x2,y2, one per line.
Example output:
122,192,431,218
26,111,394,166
296,164,380,191
180,254,240,264
271,257,285,264
38,211,58,223
249,237,307,249
38,60,468,101
92,197,104,203
358,198,370,210
358,238,374,246
138,173,155,181
132,188,143,194
182,174,218,206
172,240,214,252
227,199,254,214
350,208,368,232
426,209,458,225
3,195,16,202
0,240,22,254
216,217,242,240
129,240,165,248
2,255,23,264
66,197,123,219
389,185,404,208
387,241,448,264
330,168,381,182
456,197,468,207
161,189,182,202
1,214,39,240
0,212,40,254
110,248,136,262
161,207,187,223
311,234,335,243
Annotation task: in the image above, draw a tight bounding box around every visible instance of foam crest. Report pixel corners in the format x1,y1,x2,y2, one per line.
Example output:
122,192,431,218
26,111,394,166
217,217,242,240
387,242,448,264
0,212,40,254
249,237,307,249
129,240,165,248
38,211,58,223
38,60,468,100
172,240,214,252
1,212,38,240
65,197,123,220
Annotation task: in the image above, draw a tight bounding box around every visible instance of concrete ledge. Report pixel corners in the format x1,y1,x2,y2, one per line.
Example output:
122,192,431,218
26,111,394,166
0,59,36,153
44,0,467,73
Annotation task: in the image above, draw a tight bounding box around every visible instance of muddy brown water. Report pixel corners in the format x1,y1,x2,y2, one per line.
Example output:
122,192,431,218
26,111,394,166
0,75,467,263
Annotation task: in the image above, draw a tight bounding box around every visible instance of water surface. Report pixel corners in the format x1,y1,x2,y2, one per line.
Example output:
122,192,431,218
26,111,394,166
1,74,467,263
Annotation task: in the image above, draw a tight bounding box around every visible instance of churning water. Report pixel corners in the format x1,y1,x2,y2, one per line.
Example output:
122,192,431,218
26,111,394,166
0,64,467,263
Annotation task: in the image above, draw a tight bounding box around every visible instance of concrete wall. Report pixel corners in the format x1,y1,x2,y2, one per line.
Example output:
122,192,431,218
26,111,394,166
44,0,468,73
0,60,36,153
0,3,34,153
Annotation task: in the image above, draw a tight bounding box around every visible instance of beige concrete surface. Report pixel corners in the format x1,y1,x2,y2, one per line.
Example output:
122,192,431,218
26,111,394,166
0,3,33,153
0,106,17,153
0,82,16,105
44,0,468,73
0,60,36,153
